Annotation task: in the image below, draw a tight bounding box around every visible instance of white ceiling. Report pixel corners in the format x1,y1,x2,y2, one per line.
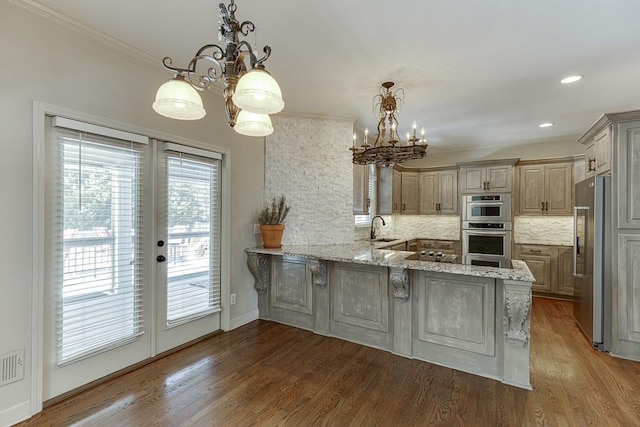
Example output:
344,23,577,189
26,0,640,152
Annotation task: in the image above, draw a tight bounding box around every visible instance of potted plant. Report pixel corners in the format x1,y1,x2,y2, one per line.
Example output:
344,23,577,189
258,195,290,248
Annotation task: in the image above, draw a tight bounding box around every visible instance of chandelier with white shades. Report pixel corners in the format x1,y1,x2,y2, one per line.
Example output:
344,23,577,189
152,0,284,137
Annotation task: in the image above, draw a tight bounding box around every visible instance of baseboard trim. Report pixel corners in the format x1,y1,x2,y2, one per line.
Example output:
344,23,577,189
0,400,31,427
230,310,259,330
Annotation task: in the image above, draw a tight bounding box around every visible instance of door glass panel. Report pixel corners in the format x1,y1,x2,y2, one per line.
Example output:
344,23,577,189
470,205,501,217
468,235,505,256
57,134,143,365
165,155,221,324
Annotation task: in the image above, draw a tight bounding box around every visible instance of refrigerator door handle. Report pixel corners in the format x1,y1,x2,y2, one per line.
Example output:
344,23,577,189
573,206,589,278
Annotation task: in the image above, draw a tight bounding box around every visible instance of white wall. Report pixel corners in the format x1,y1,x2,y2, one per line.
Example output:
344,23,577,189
264,115,357,245
0,2,264,423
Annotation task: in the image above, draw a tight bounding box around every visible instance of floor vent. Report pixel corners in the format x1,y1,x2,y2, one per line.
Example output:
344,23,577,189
0,349,24,387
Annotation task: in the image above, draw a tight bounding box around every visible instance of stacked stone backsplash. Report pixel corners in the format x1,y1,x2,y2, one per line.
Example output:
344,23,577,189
265,115,356,245
514,216,574,246
375,215,461,241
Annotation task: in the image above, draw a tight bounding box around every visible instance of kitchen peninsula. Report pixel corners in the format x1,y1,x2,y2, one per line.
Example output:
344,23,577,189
246,242,535,389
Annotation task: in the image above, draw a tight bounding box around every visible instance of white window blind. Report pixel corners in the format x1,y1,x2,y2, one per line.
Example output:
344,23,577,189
162,148,222,325
355,165,377,226
46,119,145,366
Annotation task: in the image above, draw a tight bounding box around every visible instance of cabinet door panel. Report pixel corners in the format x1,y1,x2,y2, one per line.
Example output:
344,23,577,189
594,127,611,175
438,170,458,213
521,255,552,292
518,166,545,214
545,163,573,215
461,167,486,193
401,172,419,214
393,170,402,213
557,247,575,296
353,164,369,215
618,123,640,228
419,172,438,214
487,165,511,192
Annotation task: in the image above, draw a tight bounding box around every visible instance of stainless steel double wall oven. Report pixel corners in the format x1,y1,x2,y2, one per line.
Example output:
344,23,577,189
462,194,512,268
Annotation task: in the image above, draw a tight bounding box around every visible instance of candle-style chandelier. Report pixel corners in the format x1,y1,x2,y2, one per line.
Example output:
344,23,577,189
152,0,284,137
351,82,428,167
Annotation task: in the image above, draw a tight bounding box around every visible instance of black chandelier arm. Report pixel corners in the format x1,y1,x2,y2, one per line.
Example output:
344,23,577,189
239,20,255,36
236,41,272,69
161,56,190,74
185,54,225,90
161,43,226,76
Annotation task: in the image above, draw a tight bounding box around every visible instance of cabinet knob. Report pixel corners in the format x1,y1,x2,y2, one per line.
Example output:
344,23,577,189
157,255,166,263
588,158,596,172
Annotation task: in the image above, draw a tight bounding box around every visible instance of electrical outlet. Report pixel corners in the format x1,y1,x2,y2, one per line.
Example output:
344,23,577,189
253,223,261,234
230,293,237,305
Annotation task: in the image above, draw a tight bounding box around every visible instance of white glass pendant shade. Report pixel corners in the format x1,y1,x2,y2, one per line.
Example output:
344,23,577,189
232,69,284,114
152,76,206,120
234,110,274,137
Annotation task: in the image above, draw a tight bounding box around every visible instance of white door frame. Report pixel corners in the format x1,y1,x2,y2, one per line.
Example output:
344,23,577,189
31,101,231,414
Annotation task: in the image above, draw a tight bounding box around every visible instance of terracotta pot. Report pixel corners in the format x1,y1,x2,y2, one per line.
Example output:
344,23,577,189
260,224,285,248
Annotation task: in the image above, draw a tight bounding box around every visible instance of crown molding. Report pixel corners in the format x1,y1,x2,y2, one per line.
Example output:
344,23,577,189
9,0,161,68
577,109,640,145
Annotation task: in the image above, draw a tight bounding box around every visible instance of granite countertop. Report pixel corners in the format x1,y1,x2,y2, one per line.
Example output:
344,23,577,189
246,242,534,282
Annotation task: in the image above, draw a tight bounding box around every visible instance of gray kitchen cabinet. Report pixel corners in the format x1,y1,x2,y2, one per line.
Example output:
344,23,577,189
392,169,402,214
514,244,574,298
585,127,611,178
377,166,399,215
557,247,575,296
353,164,369,215
419,169,458,214
578,111,640,360
457,159,518,194
517,161,573,215
377,167,403,215
401,172,419,214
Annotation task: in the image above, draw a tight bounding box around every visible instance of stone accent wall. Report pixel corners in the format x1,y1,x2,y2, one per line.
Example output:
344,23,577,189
265,115,356,245
514,216,574,246
376,215,461,241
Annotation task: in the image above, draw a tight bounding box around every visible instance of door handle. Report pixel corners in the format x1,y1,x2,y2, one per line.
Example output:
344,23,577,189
573,206,589,278
157,255,166,263
402,203,406,211
545,202,549,211
541,202,545,212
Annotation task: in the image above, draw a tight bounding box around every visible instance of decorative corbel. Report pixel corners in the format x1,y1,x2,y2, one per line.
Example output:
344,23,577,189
308,259,328,287
247,252,269,294
504,289,531,345
390,268,410,300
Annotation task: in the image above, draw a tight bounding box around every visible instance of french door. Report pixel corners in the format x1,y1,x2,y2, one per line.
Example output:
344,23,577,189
43,118,221,400
155,143,222,353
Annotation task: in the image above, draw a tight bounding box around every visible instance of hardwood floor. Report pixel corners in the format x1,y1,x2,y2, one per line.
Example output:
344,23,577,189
18,298,640,426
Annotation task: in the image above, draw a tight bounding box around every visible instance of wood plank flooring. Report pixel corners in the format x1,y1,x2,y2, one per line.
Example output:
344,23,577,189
18,298,640,426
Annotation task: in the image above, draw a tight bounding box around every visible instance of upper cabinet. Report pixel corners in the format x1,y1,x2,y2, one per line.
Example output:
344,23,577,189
353,164,369,215
377,166,402,215
457,159,518,194
584,127,611,178
419,169,458,214
400,172,419,214
517,161,573,215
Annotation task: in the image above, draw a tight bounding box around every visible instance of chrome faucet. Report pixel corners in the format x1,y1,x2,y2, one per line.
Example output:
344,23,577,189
370,215,386,240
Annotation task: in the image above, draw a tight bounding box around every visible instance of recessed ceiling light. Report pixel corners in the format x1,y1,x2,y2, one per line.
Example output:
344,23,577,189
539,122,554,128
561,75,583,84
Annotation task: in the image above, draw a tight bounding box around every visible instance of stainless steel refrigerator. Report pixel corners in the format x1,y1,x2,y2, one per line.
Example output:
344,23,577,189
573,175,611,351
